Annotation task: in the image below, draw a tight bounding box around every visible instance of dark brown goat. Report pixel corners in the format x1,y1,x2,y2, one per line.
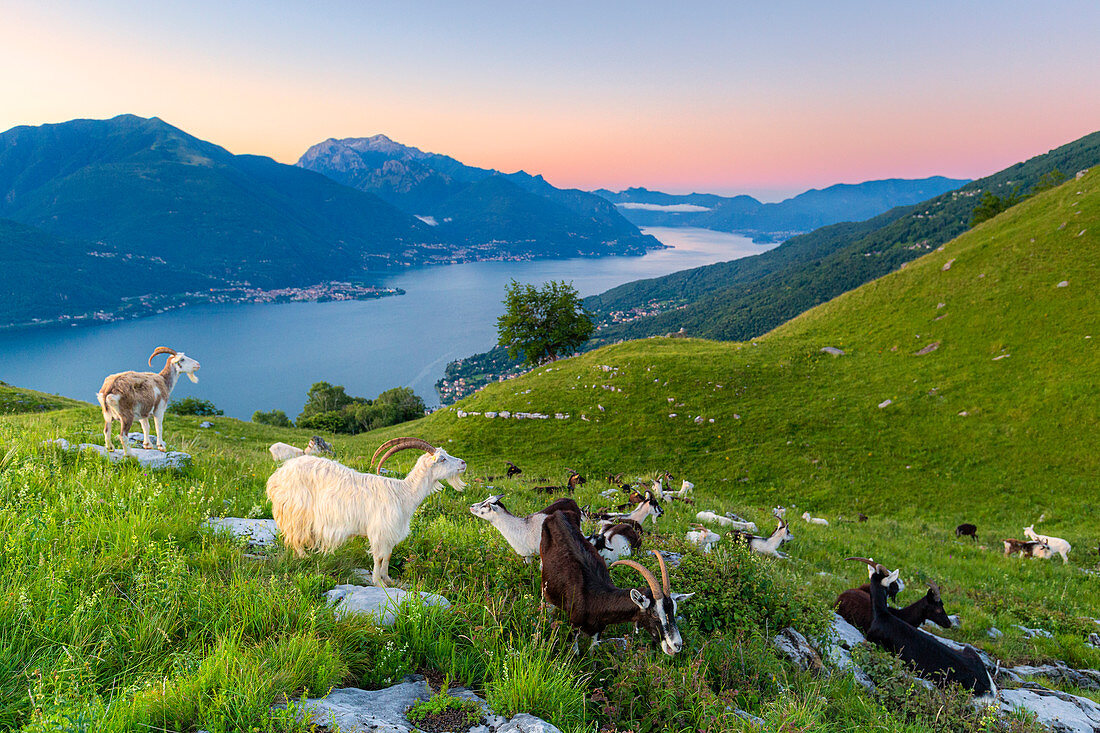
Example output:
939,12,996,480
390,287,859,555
955,523,978,540
836,581,952,636
539,512,690,655
505,461,523,479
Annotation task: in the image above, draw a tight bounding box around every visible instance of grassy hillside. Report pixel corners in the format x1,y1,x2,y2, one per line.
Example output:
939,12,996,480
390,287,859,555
587,130,1100,344
0,172,1096,731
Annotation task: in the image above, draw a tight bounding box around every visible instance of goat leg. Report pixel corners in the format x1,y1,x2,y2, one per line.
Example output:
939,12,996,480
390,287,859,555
139,418,153,449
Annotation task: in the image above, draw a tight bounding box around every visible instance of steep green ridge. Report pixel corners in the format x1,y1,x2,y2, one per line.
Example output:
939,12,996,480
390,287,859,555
297,135,661,256
587,130,1100,343
0,381,86,414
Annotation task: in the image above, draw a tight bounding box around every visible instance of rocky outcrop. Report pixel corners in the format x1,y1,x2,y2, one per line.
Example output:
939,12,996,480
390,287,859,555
204,517,279,548
324,584,451,625
46,437,191,469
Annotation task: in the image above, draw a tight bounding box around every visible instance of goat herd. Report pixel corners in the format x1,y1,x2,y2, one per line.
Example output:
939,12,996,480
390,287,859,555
92,349,1064,700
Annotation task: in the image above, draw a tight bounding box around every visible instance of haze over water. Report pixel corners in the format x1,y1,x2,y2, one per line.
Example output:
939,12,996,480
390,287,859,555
0,228,773,419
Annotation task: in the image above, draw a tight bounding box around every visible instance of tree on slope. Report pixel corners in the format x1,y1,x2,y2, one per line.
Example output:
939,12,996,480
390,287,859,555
496,280,594,367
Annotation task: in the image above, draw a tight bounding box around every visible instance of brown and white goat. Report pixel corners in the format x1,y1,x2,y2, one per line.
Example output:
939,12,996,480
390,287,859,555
96,346,201,455
1002,538,1053,559
539,511,691,655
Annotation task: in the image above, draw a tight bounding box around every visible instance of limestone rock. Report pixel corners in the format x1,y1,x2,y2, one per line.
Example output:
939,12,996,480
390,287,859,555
1009,662,1100,691
48,438,192,470
823,613,875,691
942,258,956,271
773,627,824,673
999,685,1100,733
324,584,451,625
914,341,941,356
199,421,214,428
205,517,279,548
820,346,845,356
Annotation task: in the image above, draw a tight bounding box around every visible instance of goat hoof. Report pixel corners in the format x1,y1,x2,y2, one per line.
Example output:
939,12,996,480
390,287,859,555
143,442,154,449
157,445,167,453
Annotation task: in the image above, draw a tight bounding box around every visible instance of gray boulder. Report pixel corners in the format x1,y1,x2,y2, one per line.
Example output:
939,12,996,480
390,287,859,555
1009,662,1100,691
999,685,1100,733
47,438,191,469
325,584,451,625
820,346,845,356
823,613,875,691
288,677,562,733
204,517,279,548
773,627,824,673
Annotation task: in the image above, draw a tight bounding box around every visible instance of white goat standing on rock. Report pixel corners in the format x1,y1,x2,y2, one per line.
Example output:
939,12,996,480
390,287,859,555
266,437,466,586
96,346,201,455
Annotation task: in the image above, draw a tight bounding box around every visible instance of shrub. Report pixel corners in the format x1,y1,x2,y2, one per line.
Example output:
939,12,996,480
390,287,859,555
252,409,292,427
295,383,426,435
166,397,223,416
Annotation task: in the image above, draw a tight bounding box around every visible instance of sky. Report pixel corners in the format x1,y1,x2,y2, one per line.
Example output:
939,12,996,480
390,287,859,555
2,1,1098,201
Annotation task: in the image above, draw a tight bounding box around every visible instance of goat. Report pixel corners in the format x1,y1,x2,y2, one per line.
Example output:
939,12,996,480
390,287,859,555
1003,538,1053,559
772,506,786,519
836,578,955,636
539,511,691,655
266,437,466,586
858,513,869,522
96,346,201,455
686,524,720,553
269,436,335,462
696,510,756,533
731,519,792,558
802,511,829,526
567,469,587,490
594,491,663,526
666,480,694,500
468,494,582,561
1024,525,1071,563
589,521,643,562
955,523,978,540
847,558,993,696
505,461,523,479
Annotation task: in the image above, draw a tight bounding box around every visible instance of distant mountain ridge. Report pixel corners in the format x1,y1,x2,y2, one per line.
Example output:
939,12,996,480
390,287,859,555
297,135,662,257
594,177,970,235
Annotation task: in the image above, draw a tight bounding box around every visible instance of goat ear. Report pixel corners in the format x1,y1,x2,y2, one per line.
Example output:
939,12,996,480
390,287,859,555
629,588,651,610
884,568,900,586
671,592,694,603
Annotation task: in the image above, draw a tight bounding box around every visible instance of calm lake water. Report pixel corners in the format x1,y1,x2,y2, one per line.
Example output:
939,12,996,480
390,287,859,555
0,228,774,418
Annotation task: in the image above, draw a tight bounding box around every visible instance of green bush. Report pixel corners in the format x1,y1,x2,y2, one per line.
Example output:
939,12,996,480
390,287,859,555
251,409,293,427
295,383,425,435
165,397,223,416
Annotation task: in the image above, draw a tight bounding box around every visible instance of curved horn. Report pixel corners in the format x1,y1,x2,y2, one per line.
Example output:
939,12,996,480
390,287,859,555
845,556,888,574
371,437,417,469
611,558,664,600
652,549,671,596
374,438,436,473
927,580,941,600
148,346,177,367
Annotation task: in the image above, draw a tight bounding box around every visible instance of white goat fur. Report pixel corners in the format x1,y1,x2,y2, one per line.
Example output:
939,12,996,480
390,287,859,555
1024,525,1071,563
266,450,465,586
696,510,756,533
802,511,829,526
686,526,720,553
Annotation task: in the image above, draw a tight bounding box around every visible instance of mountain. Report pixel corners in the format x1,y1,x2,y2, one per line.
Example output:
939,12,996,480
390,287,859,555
297,135,662,257
0,115,434,290
0,217,217,328
586,130,1100,344
594,177,969,234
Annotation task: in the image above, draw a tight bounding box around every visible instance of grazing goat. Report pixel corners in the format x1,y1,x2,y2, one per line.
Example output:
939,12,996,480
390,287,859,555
955,523,978,540
266,437,466,586
731,519,792,558
1003,538,1053,559
837,578,955,636
505,461,523,479
469,494,582,561
269,436,335,462
696,510,756,533
96,346,201,455
847,558,993,696
567,469,587,490
589,521,643,562
802,511,829,526
1024,525,1071,563
540,512,691,655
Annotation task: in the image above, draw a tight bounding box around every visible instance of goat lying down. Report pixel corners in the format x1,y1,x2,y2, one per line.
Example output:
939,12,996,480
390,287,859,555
469,494,583,561
269,436,335,462
266,437,466,586
836,575,955,636
847,558,994,697
540,511,691,655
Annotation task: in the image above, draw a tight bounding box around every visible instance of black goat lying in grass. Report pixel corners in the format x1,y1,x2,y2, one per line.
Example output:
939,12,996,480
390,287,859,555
847,557,994,697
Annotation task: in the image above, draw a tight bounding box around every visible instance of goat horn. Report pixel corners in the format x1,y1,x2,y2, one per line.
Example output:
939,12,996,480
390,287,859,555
611,558,664,600
927,580,941,599
374,438,436,473
845,556,888,574
371,437,434,470
148,346,177,366
652,550,671,596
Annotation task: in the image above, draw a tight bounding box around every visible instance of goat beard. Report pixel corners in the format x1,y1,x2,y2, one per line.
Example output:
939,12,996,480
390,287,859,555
447,475,467,492
186,373,199,383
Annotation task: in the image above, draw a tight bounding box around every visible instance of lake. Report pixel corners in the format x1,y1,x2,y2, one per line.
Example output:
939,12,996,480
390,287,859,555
0,228,774,418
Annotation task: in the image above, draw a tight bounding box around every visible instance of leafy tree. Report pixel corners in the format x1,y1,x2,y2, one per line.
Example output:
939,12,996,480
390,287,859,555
299,382,363,419
295,383,425,435
496,280,595,367
1031,168,1066,195
166,397,223,416
969,188,1022,227
252,409,292,427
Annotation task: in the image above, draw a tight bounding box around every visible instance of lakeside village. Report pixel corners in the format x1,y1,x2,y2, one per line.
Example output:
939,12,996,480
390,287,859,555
3,281,402,332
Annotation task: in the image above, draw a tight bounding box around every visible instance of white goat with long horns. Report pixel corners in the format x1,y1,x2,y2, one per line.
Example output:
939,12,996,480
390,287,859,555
96,346,201,455
266,437,466,586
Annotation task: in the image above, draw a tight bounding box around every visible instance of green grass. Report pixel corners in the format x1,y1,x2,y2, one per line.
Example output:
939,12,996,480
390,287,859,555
0,171,1096,731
